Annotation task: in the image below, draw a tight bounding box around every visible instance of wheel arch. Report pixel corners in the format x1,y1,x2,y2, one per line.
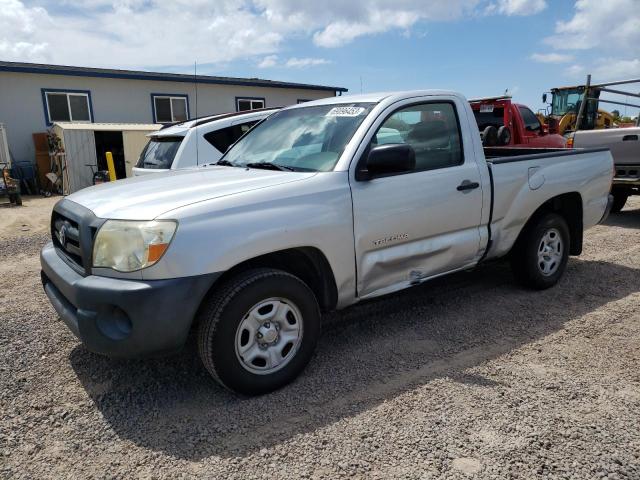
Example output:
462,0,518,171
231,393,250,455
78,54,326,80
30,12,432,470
201,247,339,314
512,192,583,256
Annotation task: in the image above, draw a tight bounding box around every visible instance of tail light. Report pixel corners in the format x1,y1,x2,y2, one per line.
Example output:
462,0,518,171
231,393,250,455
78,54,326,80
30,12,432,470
566,135,574,148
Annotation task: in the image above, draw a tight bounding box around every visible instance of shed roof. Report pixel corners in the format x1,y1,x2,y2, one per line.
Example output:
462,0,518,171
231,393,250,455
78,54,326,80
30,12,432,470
0,61,347,93
54,122,162,131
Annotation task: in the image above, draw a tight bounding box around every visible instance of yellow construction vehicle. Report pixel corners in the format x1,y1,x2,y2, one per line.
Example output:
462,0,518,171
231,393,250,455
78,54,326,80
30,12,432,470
541,76,640,136
541,84,614,136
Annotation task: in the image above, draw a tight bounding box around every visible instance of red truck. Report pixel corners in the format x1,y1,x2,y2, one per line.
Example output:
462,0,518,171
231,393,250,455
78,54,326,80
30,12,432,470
470,96,567,148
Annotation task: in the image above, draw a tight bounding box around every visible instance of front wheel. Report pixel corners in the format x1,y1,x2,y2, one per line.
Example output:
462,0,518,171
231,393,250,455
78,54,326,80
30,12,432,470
197,268,321,395
510,213,570,290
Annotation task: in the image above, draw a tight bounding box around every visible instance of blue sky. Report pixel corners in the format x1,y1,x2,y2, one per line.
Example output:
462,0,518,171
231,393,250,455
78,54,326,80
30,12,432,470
2,0,639,116
213,2,580,110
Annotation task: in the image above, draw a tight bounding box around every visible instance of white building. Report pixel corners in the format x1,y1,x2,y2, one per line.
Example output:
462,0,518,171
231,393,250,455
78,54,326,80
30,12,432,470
0,61,347,168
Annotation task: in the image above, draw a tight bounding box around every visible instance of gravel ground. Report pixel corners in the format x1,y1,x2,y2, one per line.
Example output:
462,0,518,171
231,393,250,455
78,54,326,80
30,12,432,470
1,196,639,479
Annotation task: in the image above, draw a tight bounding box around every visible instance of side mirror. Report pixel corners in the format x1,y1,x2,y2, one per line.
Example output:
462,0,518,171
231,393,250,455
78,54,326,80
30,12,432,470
362,144,416,179
542,93,548,104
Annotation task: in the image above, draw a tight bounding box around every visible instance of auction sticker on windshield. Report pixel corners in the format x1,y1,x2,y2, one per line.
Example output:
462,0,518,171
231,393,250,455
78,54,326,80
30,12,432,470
479,104,494,113
326,106,366,117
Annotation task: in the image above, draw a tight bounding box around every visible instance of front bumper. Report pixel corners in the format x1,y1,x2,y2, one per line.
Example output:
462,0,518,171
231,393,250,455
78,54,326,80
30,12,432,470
40,242,219,357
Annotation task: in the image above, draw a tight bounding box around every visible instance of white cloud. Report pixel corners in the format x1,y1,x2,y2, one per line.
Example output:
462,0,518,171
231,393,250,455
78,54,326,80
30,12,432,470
564,64,585,78
545,0,640,52
530,52,573,63
258,55,330,68
543,1,640,85
592,58,640,81
284,57,331,68
0,0,285,67
0,0,51,62
0,0,549,68
488,0,546,16
257,55,278,68
566,58,640,83
312,10,418,48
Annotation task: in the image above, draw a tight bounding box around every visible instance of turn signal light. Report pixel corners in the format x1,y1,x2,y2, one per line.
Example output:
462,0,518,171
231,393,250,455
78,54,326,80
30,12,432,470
147,243,170,263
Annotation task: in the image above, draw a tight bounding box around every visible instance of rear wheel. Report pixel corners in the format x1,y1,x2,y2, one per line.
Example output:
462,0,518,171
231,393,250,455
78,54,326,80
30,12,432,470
510,213,570,290
611,190,628,213
197,268,321,395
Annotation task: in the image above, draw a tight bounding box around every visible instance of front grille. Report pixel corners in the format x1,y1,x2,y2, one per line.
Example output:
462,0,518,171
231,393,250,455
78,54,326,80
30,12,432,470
52,211,84,269
50,199,105,275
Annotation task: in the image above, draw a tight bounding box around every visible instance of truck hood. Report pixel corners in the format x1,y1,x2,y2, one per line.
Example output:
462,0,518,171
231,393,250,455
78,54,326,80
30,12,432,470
68,166,316,219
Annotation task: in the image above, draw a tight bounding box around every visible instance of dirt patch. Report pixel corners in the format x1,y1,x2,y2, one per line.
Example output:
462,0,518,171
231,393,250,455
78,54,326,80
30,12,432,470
1,196,639,479
0,196,59,241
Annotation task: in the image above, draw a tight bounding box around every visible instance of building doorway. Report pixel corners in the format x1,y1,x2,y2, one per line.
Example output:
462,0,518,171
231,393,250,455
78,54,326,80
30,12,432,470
94,131,126,179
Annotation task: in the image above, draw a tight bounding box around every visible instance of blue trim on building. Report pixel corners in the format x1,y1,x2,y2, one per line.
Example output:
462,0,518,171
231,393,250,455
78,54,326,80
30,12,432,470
41,88,94,127
1,62,346,93
150,93,190,123
235,96,266,112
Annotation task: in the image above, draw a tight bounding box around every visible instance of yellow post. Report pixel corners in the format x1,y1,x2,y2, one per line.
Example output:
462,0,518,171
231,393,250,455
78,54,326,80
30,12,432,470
105,152,117,182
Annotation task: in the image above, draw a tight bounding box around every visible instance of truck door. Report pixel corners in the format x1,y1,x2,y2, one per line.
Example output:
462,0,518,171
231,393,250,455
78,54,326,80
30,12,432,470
350,99,485,298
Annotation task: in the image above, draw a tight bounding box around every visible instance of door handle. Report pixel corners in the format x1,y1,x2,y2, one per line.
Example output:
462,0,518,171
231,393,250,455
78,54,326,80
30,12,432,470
457,180,480,192
622,134,638,141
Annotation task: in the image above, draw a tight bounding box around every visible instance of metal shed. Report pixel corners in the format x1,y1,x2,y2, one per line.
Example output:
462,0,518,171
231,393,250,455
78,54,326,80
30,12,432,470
53,122,161,193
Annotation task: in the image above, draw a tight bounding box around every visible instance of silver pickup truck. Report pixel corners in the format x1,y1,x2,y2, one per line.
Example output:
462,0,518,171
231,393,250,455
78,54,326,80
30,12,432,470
41,90,614,395
571,127,640,212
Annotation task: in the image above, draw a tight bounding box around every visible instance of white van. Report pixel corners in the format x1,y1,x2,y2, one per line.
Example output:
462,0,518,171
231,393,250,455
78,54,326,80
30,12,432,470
132,108,279,176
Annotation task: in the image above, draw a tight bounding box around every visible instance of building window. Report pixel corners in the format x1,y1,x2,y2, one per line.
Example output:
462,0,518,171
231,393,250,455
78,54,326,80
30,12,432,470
297,99,311,104
42,89,92,125
236,97,265,112
151,94,189,123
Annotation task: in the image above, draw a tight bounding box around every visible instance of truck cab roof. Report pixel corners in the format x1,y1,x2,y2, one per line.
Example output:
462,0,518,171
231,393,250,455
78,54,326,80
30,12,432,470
286,90,463,108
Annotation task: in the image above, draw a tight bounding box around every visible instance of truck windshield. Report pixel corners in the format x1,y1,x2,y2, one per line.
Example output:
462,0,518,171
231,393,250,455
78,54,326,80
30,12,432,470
136,137,183,169
551,89,583,116
221,103,374,172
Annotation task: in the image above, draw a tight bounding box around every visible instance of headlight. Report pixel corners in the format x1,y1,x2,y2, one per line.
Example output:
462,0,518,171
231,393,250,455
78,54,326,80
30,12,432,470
93,220,177,272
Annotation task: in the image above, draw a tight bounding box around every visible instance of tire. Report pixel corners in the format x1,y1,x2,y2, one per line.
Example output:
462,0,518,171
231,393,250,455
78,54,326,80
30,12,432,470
197,268,321,395
510,213,570,290
611,190,628,213
482,126,498,147
497,126,511,146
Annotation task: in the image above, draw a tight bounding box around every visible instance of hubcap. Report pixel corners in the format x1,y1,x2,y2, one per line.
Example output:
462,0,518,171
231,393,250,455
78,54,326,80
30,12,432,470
235,297,303,375
537,228,563,276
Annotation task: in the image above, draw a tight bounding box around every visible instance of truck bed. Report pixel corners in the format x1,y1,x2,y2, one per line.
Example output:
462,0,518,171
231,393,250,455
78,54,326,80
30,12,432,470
483,146,614,261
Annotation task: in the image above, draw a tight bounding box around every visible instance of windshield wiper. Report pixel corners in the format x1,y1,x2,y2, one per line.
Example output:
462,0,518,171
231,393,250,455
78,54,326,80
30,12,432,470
215,159,235,166
245,162,295,172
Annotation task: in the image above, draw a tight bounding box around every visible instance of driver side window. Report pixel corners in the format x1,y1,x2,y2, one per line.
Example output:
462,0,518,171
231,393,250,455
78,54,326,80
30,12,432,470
372,102,463,171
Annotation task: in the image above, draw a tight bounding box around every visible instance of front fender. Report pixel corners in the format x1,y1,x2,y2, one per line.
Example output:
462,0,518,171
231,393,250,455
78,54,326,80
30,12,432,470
145,172,357,307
